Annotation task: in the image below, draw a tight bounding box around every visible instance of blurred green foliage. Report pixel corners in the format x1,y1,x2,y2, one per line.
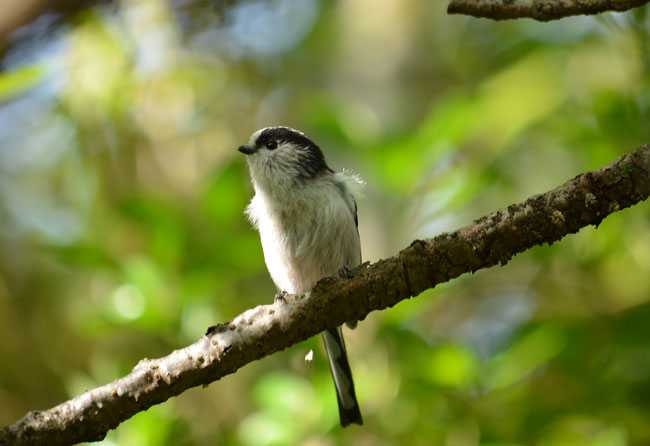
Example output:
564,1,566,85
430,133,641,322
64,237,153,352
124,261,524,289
1,1,650,445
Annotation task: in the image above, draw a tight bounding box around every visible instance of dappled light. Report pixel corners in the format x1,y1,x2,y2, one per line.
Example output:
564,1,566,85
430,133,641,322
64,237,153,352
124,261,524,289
1,0,650,445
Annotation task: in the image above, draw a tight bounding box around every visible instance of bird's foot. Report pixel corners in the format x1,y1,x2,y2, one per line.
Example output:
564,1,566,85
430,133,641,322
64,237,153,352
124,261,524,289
337,265,354,279
274,290,288,304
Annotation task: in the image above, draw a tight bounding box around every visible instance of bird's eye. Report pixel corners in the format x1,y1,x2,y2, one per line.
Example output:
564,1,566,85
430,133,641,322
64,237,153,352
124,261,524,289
265,140,277,150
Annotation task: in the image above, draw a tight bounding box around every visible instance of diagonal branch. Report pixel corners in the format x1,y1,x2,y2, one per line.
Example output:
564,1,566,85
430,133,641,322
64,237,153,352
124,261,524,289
2,145,650,446
447,0,650,21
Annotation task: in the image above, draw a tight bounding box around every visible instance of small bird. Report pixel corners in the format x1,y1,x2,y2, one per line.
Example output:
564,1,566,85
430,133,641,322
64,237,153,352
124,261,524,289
239,126,363,427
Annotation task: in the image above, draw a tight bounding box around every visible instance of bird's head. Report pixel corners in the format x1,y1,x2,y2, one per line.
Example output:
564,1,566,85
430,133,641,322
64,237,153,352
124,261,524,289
238,126,332,190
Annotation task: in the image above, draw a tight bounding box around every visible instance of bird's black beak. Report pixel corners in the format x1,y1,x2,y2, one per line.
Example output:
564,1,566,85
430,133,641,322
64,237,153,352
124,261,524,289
238,145,257,155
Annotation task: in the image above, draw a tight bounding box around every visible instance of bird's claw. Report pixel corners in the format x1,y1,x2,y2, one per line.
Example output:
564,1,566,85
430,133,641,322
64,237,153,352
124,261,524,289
338,265,354,279
274,291,288,304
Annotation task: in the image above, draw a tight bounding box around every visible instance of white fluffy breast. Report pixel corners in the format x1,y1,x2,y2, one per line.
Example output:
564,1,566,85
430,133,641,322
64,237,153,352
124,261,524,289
246,174,361,295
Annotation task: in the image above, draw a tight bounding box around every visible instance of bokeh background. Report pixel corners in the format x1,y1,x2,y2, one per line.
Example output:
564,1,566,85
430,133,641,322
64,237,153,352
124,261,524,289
1,1,650,445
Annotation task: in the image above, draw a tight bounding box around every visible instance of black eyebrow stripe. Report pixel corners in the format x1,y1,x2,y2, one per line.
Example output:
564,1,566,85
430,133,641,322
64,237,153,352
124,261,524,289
256,127,333,180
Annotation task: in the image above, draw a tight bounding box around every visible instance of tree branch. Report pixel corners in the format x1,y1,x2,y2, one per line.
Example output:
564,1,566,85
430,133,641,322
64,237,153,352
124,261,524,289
447,0,650,21
2,144,649,445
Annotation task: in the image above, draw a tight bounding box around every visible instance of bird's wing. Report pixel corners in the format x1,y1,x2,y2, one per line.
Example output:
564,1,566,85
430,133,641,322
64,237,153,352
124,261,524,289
351,197,361,265
332,173,362,267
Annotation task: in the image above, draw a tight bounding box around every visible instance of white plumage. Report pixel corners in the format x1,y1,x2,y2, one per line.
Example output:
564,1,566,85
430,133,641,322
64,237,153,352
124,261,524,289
246,171,362,294
240,126,364,426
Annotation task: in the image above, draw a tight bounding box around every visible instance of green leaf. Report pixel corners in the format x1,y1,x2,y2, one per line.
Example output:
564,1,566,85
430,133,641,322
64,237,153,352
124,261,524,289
0,65,45,101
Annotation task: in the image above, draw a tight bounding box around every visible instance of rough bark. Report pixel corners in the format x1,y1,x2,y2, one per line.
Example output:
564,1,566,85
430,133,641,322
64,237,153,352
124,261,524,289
447,0,650,21
1,144,649,445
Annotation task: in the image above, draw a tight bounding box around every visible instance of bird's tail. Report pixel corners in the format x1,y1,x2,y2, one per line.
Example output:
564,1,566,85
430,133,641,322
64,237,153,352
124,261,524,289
322,327,363,427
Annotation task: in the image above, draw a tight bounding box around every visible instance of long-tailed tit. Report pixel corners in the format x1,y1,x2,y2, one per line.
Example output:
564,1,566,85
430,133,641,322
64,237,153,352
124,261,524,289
239,126,363,427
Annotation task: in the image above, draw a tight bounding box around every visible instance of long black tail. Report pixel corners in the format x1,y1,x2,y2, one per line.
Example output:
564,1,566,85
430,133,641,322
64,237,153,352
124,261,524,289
322,327,363,427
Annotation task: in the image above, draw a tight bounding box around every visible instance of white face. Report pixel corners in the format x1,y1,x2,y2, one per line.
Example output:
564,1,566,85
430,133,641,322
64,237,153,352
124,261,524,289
240,127,330,190
245,130,300,180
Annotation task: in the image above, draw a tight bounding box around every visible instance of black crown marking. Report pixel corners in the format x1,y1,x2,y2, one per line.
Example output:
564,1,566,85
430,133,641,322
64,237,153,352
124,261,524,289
255,127,333,179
